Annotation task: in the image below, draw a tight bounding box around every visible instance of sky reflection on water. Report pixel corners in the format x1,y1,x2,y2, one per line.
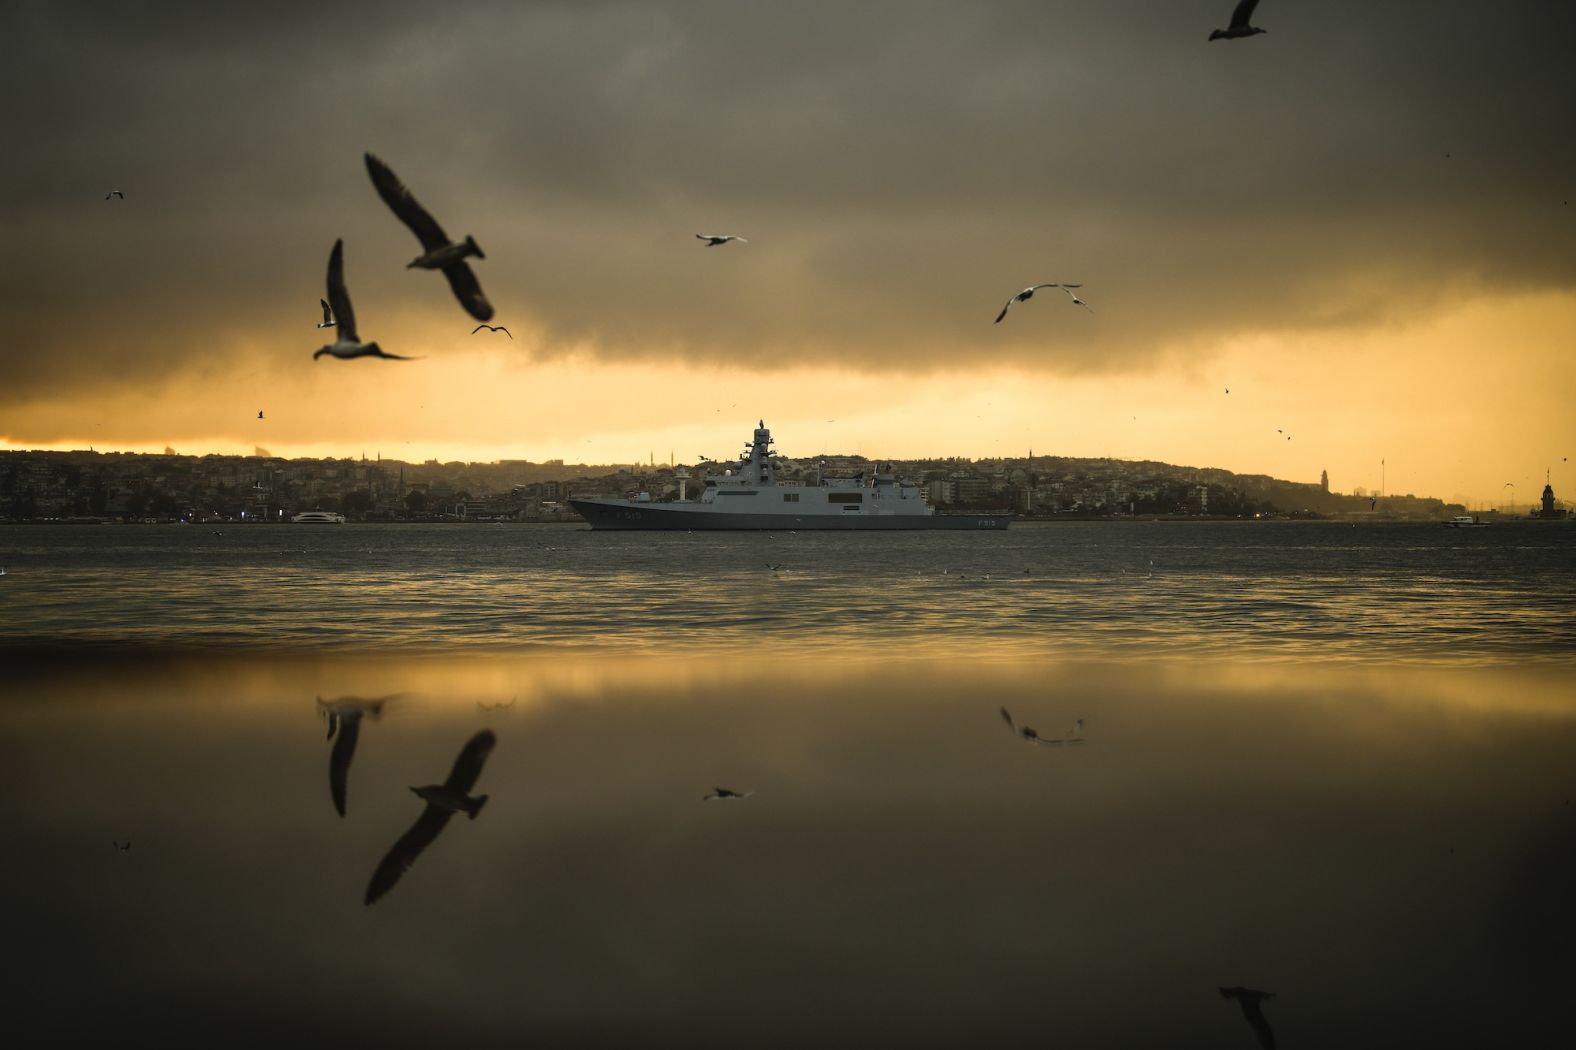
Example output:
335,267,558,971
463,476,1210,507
3,521,1574,665
6,653,1573,1046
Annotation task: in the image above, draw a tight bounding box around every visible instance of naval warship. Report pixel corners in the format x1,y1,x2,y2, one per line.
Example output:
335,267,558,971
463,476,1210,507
570,421,1010,530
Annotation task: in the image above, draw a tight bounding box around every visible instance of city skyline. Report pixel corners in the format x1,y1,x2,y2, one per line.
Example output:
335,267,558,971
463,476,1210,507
3,2,1572,508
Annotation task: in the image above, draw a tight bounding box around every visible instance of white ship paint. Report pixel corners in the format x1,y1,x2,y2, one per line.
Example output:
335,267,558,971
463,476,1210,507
571,422,1010,531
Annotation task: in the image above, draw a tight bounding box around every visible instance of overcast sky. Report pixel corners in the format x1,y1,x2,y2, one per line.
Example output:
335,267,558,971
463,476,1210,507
3,1,1573,502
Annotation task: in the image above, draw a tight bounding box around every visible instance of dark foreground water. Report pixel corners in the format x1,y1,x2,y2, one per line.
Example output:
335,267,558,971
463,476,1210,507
3,522,1574,1046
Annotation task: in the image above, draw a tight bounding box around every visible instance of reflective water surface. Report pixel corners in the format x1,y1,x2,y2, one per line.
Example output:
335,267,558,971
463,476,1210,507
7,654,1573,1047
4,521,1574,663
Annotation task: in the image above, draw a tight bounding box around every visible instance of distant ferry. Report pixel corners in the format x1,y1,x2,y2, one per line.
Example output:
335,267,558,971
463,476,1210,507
571,421,1010,531
1442,515,1490,528
291,510,347,524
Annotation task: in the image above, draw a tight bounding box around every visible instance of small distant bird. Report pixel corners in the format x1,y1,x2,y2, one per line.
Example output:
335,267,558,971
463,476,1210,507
703,787,752,800
1062,287,1093,311
696,234,747,246
112,840,131,851
766,563,785,572
1219,987,1277,1049
1209,0,1266,42
476,697,516,712
314,240,419,361
365,153,493,321
257,410,265,420
105,190,124,200
995,284,1080,324
316,298,335,329
1225,388,1230,394
365,729,496,905
472,324,512,338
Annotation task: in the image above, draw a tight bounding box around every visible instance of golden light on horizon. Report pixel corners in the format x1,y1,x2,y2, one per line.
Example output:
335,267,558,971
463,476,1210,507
6,289,1573,507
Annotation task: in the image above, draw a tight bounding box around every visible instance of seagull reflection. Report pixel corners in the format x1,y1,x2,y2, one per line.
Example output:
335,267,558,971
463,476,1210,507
365,729,496,906
318,694,399,818
1000,707,1086,746
1219,986,1277,1049
703,787,752,800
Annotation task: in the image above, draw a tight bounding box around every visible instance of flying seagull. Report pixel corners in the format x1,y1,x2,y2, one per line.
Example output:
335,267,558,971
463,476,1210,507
112,840,131,851
313,240,419,361
703,787,752,800
257,410,265,420
696,234,747,246
104,190,124,200
316,298,335,329
471,324,512,338
365,729,496,905
364,153,494,322
1209,0,1266,42
319,694,398,818
1219,987,1277,1049
995,284,1081,324
1062,287,1093,311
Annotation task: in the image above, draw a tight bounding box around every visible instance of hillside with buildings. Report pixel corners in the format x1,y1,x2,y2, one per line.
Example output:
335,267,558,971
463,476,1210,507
0,447,1492,524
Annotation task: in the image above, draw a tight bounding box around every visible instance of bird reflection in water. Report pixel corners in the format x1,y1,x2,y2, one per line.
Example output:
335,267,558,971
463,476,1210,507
318,694,400,818
365,729,496,906
1219,986,1277,1049
1000,707,1086,747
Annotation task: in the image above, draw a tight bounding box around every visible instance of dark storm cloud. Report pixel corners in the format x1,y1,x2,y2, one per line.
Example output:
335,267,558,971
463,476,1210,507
3,1,1574,405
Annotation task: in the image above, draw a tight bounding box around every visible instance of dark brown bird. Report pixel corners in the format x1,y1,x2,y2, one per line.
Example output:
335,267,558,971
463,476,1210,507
365,729,496,905
365,153,493,322
1209,0,1266,42
313,240,419,361
1219,986,1276,1049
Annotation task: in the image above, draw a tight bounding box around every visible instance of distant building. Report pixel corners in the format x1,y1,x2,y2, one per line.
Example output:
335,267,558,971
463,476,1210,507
1320,469,1329,492
1536,472,1567,519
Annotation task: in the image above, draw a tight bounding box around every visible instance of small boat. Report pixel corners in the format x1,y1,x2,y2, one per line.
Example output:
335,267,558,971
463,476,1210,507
1442,515,1490,528
291,510,348,524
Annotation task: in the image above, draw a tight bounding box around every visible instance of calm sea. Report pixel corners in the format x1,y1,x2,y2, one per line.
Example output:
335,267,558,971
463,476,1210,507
4,521,1574,1046
2,520,1573,662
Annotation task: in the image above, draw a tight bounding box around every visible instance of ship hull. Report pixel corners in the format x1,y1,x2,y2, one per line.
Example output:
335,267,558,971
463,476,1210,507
570,498,1009,530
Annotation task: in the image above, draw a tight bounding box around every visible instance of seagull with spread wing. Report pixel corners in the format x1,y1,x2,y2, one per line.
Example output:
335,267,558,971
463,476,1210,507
318,694,399,818
472,324,512,338
703,787,752,801
1219,987,1277,1049
995,284,1081,324
696,234,747,246
315,298,335,329
313,240,419,361
365,153,493,322
365,729,496,905
1209,0,1267,42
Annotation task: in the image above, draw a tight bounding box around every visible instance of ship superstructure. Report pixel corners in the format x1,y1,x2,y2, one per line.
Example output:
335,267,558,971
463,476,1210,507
570,422,1009,530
